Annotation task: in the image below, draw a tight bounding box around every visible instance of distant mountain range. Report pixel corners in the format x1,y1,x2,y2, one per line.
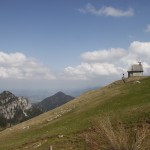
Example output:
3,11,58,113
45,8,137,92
5,87,98,102
0,91,74,129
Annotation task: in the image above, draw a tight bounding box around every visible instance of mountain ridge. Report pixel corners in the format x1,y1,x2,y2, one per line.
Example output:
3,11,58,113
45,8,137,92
0,91,74,129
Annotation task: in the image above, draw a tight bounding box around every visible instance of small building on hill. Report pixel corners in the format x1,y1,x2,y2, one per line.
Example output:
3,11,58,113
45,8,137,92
127,62,144,78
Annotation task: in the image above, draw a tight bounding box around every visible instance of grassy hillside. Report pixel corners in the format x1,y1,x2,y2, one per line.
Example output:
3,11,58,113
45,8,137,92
0,77,150,150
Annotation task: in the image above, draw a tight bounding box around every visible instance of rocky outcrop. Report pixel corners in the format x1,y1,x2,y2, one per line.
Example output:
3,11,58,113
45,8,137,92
0,91,31,127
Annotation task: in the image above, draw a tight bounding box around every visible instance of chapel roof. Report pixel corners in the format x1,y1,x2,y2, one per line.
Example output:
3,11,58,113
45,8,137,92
127,62,143,72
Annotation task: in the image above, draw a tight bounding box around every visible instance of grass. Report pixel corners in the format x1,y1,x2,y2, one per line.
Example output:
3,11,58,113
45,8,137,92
86,117,150,150
0,76,150,149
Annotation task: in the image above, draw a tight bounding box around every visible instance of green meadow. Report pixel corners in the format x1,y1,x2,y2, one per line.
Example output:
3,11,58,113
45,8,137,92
0,77,150,150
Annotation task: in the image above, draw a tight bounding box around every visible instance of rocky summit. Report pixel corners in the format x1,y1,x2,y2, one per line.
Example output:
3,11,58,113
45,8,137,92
0,91,31,127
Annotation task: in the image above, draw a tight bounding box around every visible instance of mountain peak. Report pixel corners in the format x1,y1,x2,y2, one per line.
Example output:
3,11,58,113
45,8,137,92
0,91,16,101
1,91,14,96
37,91,74,111
54,91,66,96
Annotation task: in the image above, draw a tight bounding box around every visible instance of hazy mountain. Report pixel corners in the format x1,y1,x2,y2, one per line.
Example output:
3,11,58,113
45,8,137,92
37,91,75,112
4,87,97,102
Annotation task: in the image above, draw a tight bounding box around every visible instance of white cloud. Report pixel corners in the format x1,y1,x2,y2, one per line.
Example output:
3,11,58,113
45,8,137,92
146,24,150,32
130,41,150,55
81,48,126,62
64,41,150,80
64,62,119,80
79,3,134,17
123,41,150,64
0,52,56,80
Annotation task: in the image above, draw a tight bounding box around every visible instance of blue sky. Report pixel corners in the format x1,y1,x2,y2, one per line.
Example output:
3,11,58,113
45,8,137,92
0,0,150,91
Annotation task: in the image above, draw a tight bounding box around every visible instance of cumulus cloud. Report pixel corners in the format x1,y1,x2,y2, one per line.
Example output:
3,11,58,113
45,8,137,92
81,48,127,62
122,41,150,64
64,62,119,80
0,52,56,80
79,3,134,17
64,41,150,80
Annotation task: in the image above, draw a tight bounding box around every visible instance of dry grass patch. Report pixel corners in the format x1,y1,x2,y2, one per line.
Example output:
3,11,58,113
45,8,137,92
85,117,150,150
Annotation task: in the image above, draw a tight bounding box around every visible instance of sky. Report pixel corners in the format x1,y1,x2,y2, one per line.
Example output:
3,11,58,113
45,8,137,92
0,0,150,91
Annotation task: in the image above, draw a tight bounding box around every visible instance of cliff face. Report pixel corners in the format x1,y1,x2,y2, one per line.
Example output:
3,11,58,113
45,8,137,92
0,91,31,127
